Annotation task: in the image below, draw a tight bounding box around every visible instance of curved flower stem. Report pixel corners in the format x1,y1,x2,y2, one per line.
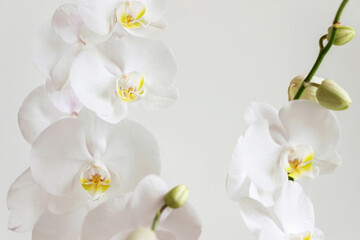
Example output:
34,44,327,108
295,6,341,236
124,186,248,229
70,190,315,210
293,0,349,100
151,204,167,231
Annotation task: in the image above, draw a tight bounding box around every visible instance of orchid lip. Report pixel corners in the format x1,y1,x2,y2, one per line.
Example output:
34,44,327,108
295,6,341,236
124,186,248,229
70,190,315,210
116,72,145,103
283,145,314,179
80,161,111,201
117,1,146,29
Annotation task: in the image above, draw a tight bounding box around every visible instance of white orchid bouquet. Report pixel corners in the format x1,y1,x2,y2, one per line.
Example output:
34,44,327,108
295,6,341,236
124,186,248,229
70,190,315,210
8,0,200,239
7,0,354,239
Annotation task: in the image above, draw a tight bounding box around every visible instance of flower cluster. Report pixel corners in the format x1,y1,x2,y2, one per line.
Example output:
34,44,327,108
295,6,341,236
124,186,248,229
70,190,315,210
8,1,201,239
226,1,354,239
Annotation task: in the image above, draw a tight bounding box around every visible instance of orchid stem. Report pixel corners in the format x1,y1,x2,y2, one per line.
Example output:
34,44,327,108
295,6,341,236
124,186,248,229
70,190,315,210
293,0,349,100
151,204,167,231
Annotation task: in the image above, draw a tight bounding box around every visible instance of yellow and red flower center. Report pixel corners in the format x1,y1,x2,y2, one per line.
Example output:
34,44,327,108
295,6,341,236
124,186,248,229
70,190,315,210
80,162,111,200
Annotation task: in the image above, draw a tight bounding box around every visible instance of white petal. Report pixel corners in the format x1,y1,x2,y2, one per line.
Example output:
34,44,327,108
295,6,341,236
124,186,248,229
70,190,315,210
30,118,91,196
46,79,83,115
249,183,279,207
226,136,248,201
48,178,88,214
70,49,121,116
52,4,83,44
32,207,89,240
279,100,341,159
7,168,48,232
273,181,315,234
99,35,177,92
34,22,68,80
314,153,342,175
242,120,285,192
77,109,109,158
136,85,179,111
82,175,167,240
159,203,201,240
258,220,287,240
244,102,287,144
18,85,69,144
96,96,128,124
239,197,278,235
77,0,119,35
102,119,161,192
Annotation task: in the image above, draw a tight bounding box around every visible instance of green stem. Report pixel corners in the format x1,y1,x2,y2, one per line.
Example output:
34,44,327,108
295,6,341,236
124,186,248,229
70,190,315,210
151,204,167,231
293,0,349,100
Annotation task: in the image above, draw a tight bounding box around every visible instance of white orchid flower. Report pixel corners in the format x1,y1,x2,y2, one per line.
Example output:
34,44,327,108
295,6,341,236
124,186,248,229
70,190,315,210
77,0,167,37
30,109,160,208
240,181,324,240
70,35,178,123
227,100,341,205
9,110,161,237
82,175,201,240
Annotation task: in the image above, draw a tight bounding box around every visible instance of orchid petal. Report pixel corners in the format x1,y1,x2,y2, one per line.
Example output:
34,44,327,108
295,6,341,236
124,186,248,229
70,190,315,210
239,197,277,235
242,120,285,192
18,85,69,144
226,136,248,201
244,102,287,144
136,85,179,111
314,152,342,175
77,0,119,35
52,4,83,44
46,80,83,115
159,204,201,240
7,168,48,232
279,100,340,159
273,181,315,235
32,207,89,240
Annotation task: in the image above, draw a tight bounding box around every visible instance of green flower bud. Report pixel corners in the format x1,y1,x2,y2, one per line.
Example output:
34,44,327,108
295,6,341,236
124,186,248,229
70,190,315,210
327,25,355,46
288,75,318,102
126,227,158,240
164,185,189,209
316,79,352,110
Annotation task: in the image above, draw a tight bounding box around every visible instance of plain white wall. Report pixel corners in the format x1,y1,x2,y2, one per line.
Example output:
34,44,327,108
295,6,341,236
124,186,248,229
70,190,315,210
1,0,360,239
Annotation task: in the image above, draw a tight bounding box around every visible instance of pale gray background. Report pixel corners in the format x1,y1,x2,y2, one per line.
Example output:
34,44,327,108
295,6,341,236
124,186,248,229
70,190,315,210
1,0,360,239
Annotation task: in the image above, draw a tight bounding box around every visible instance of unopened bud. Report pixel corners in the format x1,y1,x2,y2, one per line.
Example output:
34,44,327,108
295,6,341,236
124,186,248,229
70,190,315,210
327,25,355,46
164,185,189,209
125,227,158,240
288,75,318,102
316,79,351,110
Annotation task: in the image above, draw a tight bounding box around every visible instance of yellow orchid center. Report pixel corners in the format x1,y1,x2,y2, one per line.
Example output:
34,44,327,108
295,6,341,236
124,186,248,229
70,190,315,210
80,161,111,200
303,232,311,240
118,1,146,29
117,72,145,103
285,146,314,179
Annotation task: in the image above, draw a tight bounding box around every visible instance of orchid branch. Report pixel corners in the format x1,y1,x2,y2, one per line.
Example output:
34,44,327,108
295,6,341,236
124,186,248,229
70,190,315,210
293,0,349,100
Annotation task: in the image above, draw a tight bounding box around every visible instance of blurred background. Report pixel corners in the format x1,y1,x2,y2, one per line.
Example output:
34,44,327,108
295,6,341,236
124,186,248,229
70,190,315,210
1,0,360,239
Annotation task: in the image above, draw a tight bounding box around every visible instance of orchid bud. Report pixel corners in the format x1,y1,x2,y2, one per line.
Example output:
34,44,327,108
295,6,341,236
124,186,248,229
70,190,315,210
125,227,158,240
327,25,355,46
164,185,189,209
288,75,318,102
316,79,351,110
